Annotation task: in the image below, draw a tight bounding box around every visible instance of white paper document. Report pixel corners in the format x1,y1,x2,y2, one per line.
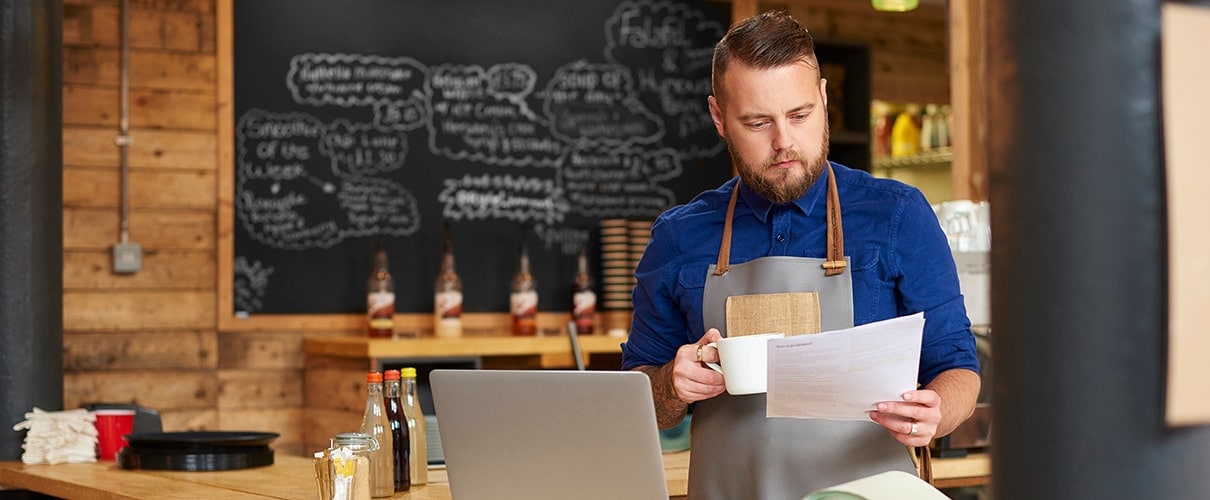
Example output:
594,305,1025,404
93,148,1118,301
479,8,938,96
766,312,924,420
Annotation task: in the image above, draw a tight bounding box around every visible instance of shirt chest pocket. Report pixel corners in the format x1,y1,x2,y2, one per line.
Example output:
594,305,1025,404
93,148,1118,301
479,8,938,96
847,248,885,324
677,263,711,290
675,263,712,335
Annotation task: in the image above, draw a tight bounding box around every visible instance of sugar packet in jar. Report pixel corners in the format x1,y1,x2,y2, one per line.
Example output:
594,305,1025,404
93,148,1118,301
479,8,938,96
314,445,370,500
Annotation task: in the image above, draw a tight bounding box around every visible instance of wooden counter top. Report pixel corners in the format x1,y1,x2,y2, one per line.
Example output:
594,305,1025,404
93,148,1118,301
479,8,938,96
0,452,684,499
2,450,988,498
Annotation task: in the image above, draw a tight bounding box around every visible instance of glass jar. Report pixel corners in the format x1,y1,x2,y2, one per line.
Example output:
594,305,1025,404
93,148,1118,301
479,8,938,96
327,432,379,499
331,431,379,457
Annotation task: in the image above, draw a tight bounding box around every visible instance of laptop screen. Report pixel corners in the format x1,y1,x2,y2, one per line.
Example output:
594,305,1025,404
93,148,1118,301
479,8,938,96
430,369,670,500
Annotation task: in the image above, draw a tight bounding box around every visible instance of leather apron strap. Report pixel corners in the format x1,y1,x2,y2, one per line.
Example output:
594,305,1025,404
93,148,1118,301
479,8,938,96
822,162,847,276
715,163,846,276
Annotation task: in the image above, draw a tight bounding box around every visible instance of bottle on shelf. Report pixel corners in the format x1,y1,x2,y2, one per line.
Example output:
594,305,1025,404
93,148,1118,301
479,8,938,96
510,241,538,336
571,245,596,335
920,103,938,152
890,104,921,158
434,224,463,338
870,100,893,160
401,367,428,486
383,370,410,492
358,371,394,498
366,242,395,338
938,104,952,148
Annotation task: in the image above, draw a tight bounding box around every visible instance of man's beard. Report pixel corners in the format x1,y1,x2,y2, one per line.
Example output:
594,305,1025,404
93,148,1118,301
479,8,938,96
729,128,830,204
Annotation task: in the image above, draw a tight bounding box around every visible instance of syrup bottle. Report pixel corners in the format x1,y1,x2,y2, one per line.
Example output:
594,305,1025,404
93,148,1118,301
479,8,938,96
401,368,428,486
358,371,394,497
433,224,463,338
383,369,410,492
366,242,395,338
571,246,596,334
510,241,538,336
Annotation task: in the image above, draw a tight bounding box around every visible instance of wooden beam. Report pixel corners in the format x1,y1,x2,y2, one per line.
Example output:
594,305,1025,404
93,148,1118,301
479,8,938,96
949,0,988,201
216,0,236,332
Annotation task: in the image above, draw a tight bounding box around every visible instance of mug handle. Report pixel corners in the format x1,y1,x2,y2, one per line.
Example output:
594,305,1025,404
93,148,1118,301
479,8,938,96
702,342,723,373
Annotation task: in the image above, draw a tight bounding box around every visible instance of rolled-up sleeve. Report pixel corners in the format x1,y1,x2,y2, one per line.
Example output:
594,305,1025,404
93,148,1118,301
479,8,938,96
621,216,692,370
891,190,980,384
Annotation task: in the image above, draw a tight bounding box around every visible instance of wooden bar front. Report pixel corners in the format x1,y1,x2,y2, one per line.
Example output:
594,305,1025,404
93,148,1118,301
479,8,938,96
302,333,628,454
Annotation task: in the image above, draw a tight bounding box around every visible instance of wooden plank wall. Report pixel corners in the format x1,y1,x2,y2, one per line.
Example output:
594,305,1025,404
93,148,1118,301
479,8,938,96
780,0,950,105
60,0,311,456
59,0,947,459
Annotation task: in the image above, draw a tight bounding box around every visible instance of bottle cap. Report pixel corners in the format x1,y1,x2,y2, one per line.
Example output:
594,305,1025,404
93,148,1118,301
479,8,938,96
401,367,418,378
384,369,401,381
366,371,383,383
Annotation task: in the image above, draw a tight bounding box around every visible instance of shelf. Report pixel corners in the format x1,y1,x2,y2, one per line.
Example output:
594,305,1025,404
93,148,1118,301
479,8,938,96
873,148,953,170
304,334,625,360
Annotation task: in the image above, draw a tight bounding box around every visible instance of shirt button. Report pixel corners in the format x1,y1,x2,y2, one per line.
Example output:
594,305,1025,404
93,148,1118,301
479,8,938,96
776,234,785,242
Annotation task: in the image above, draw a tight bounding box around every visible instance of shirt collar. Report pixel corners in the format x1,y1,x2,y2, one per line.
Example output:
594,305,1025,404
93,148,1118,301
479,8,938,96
736,162,831,224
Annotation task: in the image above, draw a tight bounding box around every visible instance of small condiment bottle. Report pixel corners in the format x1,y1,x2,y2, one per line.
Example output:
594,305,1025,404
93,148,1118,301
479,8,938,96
383,370,410,492
366,242,395,338
510,242,538,336
358,372,394,497
890,105,921,158
434,223,463,338
571,246,596,334
401,368,428,486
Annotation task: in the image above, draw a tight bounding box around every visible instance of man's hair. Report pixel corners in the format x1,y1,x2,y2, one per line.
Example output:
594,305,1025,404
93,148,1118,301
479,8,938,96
711,10,819,103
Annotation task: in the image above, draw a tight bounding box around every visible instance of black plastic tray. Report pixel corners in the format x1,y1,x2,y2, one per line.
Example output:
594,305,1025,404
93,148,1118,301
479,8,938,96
116,431,279,471
123,431,279,447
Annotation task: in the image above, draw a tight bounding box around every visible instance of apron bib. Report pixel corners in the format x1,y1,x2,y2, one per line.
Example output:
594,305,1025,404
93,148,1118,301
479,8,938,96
688,165,915,499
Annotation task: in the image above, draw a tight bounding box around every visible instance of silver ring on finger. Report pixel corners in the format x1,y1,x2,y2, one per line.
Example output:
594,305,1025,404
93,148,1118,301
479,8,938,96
909,421,918,436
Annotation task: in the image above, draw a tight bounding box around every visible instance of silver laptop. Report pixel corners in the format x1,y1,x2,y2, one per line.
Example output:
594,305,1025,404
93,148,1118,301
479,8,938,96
429,369,670,500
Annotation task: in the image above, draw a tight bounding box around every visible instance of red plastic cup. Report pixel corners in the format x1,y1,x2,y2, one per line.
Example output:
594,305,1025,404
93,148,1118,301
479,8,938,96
94,409,136,460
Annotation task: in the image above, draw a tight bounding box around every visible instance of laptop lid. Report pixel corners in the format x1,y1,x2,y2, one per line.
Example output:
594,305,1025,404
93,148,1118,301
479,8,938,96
429,369,669,500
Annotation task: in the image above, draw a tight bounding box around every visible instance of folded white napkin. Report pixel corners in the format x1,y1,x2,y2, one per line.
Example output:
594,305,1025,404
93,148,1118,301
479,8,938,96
11,407,98,464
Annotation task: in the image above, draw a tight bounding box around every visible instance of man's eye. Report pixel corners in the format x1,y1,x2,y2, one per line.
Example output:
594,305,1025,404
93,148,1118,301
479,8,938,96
746,120,770,130
790,113,809,121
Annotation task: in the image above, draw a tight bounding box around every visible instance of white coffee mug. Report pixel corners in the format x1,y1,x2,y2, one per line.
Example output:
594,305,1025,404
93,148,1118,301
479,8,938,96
702,332,785,395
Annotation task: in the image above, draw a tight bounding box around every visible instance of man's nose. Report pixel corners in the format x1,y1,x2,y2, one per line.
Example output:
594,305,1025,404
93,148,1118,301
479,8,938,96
771,122,795,152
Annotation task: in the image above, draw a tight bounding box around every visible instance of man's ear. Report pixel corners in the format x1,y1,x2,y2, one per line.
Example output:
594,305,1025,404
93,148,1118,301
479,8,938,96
820,77,828,107
708,95,725,138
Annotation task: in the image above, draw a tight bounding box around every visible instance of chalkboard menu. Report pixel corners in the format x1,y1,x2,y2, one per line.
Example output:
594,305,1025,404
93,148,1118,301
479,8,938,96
230,0,732,317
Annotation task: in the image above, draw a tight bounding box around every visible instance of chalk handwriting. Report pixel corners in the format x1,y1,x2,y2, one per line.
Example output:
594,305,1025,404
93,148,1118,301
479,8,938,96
238,0,724,251
233,257,274,313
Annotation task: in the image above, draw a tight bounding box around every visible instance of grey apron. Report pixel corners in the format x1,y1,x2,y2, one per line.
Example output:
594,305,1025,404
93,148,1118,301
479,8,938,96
689,165,915,499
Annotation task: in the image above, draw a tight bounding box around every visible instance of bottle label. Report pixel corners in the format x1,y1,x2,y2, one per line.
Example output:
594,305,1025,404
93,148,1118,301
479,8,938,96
511,290,538,335
368,291,395,336
510,291,538,317
572,290,596,334
572,290,596,316
368,292,396,317
435,290,463,319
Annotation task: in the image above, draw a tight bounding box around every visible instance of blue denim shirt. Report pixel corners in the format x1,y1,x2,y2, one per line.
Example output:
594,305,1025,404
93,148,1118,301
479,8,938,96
620,162,979,385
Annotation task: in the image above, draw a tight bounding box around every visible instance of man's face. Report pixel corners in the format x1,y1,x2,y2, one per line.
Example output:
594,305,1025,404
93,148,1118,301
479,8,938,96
709,61,830,204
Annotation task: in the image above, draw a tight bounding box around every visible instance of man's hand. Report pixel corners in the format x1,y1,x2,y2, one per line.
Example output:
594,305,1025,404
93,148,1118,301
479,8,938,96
868,389,942,447
869,368,980,446
670,328,726,403
634,328,727,429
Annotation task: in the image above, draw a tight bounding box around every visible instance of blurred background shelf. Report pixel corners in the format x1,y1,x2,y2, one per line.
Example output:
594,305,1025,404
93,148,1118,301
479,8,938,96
873,148,953,171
